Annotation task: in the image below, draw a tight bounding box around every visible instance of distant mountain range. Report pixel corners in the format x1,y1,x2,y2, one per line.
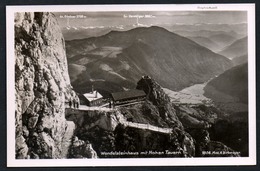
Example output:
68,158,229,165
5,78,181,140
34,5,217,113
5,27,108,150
61,23,248,58
61,23,151,40
60,23,247,41
62,27,112,41
209,34,237,49
174,30,244,40
169,23,247,53
219,37,248,60
187,36,221,52
166,23,247,35
175,30,244,52
66,26,232,96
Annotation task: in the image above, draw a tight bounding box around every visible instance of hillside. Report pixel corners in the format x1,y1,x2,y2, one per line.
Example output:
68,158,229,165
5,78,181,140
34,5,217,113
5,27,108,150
209,34,237,50
173,29,245,52
66,26,232,95
203,63,248,156
187,36,221,52
232,54,248,66
204,63,248,114
219,37,248,60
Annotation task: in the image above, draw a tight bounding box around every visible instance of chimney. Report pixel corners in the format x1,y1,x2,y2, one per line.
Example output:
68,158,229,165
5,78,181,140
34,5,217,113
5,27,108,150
92,85,94,94
95,91,97,98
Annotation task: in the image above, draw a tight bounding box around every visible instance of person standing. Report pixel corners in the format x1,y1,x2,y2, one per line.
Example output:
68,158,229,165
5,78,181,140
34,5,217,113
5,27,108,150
109,101,111,108
69,100,72,108
76,101,79,108
73,99,76,108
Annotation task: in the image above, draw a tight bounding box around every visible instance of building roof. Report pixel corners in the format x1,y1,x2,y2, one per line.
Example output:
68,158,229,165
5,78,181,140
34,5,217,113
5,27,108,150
111,89,146,101
83,91,103,102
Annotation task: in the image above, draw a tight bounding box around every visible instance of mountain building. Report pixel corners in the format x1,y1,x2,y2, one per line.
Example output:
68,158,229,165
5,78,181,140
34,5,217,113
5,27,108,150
79,86,103,106
111,89,146,106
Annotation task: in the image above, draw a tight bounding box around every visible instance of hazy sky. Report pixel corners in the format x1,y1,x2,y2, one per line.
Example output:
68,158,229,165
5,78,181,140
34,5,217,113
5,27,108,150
55,11,247,28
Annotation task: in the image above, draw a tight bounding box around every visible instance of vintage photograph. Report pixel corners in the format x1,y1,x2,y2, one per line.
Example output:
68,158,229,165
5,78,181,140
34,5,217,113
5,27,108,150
7,4,256,166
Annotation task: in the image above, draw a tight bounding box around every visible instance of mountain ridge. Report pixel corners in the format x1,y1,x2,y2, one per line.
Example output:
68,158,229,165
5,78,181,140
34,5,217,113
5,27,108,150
66,26,232,95
219,36,248,60
204,63,248,113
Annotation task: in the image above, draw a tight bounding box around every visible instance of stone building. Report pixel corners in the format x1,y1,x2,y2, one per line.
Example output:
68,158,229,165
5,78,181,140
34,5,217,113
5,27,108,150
79,89,103,107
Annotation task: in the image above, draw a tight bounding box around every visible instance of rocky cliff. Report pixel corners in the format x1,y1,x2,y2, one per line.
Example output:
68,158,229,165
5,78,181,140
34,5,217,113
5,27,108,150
136,76,183,128
15,12,77,159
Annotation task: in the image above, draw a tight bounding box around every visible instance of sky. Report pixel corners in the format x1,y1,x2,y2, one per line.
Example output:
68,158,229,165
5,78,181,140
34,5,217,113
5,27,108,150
54,11,247,28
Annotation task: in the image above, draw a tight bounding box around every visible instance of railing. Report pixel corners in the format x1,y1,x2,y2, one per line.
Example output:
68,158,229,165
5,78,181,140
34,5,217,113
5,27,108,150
124,121,172,134
65,104,114,112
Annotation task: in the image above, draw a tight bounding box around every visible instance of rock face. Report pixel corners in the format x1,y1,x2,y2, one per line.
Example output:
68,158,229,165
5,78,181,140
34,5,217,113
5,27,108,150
174,105,216,129
69,136,98,158
65,109,120,131
114,124,195,158
187,129,240,157
15,12,77,158
136,76,183,128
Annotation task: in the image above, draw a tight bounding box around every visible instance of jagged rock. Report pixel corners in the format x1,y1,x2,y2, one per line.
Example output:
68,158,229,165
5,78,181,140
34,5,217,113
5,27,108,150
28,115,39,129
113,125,195,158
136,76,183,128
181,132,196,157
66,110,120,132
38,132,55,158
30,151,40,159
16,135,29,159
22,126,29,137
69,137,98,158
174,104,217,129
186,128,240,157
93,113,119,131
15,12,76,159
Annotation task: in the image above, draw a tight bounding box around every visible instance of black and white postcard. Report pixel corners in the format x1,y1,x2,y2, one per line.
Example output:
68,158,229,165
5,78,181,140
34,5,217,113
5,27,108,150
6,4,256,166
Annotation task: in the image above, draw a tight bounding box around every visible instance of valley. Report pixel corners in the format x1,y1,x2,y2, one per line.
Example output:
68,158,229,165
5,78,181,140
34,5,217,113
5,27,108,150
163,82,212,105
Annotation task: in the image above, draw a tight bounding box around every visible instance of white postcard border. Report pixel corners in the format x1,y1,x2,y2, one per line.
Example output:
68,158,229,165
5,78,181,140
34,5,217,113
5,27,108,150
6,4,256,167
